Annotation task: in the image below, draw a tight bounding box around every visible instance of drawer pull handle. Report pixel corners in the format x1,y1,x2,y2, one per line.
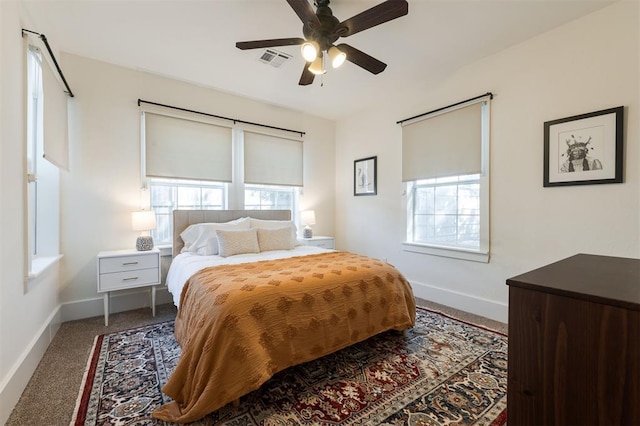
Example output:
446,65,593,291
122,261,139,266
122,277,139,281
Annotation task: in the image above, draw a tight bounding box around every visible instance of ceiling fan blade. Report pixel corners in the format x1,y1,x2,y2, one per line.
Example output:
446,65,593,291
286,0,320,26
337,43,387,74
299,63,315,86
339,0,408,37
236,38,305,50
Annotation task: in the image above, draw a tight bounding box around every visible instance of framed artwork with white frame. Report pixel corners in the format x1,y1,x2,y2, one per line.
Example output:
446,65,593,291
354,156,377,196
544,106,623,187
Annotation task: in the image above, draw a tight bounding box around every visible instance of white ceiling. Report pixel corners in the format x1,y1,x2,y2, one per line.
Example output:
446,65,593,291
21,0,615,121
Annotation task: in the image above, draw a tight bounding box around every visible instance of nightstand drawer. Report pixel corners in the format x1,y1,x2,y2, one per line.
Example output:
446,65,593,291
298,236,335,249
99,253,159,274
98,268,160,292
311,240,334,249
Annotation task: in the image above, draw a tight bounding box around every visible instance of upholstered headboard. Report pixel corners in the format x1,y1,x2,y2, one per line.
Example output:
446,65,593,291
172,209,292,257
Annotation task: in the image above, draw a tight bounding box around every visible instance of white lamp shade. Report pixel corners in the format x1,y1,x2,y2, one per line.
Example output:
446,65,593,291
131,210,157,231
301,41,319,62
308,56,326,75
328,46,346,68
301,210,316,226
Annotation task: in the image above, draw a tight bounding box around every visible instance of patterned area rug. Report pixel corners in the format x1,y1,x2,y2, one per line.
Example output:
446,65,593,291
72,308,507,425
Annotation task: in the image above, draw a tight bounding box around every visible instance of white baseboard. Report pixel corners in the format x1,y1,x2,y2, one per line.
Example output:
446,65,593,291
61,286,174,323
410,279,508,323
0,287,174,423
0,306,62,425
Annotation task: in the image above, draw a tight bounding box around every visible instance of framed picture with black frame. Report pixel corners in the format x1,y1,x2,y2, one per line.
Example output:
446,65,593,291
544,106,623,187
354,156,377,196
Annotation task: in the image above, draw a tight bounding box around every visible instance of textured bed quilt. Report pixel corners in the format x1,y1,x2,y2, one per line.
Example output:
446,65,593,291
152,251,416,423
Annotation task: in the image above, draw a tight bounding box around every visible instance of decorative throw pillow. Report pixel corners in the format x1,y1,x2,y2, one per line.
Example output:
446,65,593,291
257,227,295,252
249,218,298,246
180,217,250,256
216,228,260,257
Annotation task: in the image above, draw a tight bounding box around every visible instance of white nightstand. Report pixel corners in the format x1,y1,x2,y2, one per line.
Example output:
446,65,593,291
96,248,160,326
298,236,334,249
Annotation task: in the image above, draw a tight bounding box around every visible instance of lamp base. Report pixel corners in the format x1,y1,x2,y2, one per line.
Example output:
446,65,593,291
303,227,313,239
136,235,154,251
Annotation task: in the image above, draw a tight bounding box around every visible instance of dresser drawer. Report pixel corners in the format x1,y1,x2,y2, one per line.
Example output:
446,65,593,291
98,267,160,292
99,253,159,274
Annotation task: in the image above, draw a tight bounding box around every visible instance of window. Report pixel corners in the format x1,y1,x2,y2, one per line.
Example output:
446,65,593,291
245,184,298,212
149,178,227,244
142,109,303,246
25,43,62,281
401,96,490,262
26,46,42,258
408,174,480,248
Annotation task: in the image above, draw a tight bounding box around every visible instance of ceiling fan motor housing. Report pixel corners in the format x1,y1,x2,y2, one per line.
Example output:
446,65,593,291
303,2,343,51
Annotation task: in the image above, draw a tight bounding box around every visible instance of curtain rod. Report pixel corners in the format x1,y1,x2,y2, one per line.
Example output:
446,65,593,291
396,92,493,125
137,99,306,137
22,29,74,98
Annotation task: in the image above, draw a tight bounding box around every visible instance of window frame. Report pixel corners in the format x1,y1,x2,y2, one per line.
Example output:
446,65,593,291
142,114,303,246
25,43,63,285
149,178,228,245
402,99,490,263
148,179,300,246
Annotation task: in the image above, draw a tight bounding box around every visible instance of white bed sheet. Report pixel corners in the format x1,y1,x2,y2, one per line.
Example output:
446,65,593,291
166,245,333,307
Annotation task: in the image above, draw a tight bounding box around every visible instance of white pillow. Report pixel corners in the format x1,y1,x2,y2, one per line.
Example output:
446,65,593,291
180,217,250,255
249,218,298,246
257,227,295,252
216,228,260,257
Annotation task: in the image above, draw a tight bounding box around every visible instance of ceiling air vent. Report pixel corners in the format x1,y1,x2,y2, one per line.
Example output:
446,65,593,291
258,49,292,68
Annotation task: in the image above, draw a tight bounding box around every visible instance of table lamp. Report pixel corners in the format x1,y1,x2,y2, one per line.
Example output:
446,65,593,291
131,210,157,251
301,210,316,238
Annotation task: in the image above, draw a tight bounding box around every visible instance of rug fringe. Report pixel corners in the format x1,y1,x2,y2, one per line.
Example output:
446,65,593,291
69,334,102,426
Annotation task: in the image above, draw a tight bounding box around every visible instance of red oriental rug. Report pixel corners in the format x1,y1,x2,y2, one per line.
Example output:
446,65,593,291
72,307,507,425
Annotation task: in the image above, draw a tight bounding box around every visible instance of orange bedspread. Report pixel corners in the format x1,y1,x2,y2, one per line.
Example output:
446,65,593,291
152,251,416,423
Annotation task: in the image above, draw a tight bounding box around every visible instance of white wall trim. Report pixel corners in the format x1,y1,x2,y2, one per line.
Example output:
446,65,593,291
0,305,62,425
60,286,173,323
0,287,173,424
409,279,508,323
402,242,490,263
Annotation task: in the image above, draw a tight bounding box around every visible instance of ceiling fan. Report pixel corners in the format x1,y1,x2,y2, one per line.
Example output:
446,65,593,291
235,0,409,86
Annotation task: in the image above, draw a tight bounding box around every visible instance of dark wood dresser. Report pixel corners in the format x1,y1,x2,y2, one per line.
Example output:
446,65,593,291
507,254,639,425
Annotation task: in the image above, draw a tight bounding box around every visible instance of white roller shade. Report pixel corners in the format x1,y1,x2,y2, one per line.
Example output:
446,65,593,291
145,113,232,182
402,101,483,181
244,131,303,186
42,55,69,171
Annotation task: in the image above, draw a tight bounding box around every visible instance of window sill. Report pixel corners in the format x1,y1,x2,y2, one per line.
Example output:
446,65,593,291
156,244,173,257
27,254,63,284
402,242,489,263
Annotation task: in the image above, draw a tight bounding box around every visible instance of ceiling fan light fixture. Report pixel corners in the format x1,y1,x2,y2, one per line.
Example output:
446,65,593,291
301,41,319,62
328,46,346,68
308,55,326,75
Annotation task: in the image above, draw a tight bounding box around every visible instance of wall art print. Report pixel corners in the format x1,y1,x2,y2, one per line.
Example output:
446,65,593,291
544,106,623,187
354,156,377,196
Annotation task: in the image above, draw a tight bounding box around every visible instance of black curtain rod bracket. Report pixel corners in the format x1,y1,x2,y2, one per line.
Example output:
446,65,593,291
138,99,305,137
397,92,493,125
22,29,74,98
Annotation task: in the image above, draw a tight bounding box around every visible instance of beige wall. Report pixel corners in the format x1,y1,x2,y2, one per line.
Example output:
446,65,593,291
335,0,639,322
1,0,638,422
58,53,336,311
0,7,335,420
1,1,63,422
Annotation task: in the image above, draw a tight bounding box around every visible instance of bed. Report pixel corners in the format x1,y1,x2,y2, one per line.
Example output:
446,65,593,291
153,210,416,423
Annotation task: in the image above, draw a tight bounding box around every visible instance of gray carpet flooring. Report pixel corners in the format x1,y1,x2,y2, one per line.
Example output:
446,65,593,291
6,299,507,425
